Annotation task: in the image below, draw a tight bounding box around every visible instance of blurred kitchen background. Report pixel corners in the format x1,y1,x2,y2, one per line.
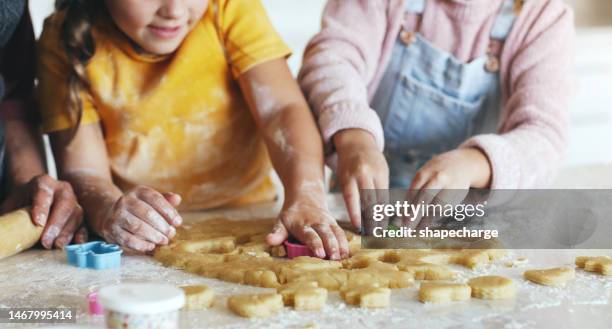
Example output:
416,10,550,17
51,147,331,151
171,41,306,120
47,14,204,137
29,0,612,185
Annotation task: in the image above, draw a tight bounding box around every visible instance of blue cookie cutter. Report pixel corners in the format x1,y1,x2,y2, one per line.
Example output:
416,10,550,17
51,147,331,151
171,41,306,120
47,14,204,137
65,241,122,270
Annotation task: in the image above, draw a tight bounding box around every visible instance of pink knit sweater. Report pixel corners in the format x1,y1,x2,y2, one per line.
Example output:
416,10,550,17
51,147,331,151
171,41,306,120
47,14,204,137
299,0,575,189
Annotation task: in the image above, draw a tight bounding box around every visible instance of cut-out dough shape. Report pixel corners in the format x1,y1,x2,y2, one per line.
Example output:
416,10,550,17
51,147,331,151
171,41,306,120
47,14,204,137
180,285,215,310
524,267,575,286
576,256,612,276
340,283,391,308
277,281,327,310
227,293,283,318
418,282,471,303
468,276,516,300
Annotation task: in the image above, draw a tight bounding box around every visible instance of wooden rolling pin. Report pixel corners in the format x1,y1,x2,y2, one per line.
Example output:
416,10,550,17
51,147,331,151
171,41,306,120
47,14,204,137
0,208,43,260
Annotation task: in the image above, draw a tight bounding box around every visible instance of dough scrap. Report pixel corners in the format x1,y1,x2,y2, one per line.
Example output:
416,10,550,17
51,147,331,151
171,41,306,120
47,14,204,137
341,257,414,288
505,257,528,268
227,293,283,318
418,282,471,303
468,276,516,300
180,285,215,310
576,256,612,276
396,261,455,281
524,267,575,286
270,245,287,257
277,281,327,310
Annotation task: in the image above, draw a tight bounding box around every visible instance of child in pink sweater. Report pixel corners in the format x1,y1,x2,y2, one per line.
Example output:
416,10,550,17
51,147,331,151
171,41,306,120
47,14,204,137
299,0,575,228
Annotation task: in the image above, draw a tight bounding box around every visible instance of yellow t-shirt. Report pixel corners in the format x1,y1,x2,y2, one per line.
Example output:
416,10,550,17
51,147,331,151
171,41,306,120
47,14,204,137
37,0,291,210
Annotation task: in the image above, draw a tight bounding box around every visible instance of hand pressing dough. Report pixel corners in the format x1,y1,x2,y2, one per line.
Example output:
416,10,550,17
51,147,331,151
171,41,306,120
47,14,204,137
418,283,471,303
180,285,215,310
468,276,516,300
524,268,575,286
227,293,284,318
277,281,327,310
576,256,612,275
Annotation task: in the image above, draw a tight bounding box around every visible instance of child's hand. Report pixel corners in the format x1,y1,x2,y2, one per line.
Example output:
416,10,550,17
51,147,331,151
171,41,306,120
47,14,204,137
406,148,491,227
267,192,349,260
1,174,86,249
334,129,389,229
97,186,182,252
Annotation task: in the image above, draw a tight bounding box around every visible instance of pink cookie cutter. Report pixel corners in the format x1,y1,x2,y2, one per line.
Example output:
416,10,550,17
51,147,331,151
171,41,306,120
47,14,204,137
283,240,317,259
87,291,104,316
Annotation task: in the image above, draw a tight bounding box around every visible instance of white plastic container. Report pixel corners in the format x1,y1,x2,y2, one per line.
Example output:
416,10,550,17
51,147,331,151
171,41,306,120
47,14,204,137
98,283,185,329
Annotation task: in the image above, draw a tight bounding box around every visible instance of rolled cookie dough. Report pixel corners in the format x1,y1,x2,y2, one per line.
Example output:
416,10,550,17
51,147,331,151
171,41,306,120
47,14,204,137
468,276,516,300
180,285,215,310
524,267,575,286
418,283,471,303
576,256,612,275
227,293,283,318
154,218,506,311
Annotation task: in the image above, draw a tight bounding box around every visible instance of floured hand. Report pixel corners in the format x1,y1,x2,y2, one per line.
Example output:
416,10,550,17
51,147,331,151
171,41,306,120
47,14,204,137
1,174,86,249
97,186,182,252
266,194,349,260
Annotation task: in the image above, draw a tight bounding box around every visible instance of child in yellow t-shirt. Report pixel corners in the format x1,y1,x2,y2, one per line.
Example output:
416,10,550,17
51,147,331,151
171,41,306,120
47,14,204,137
37,0,348,259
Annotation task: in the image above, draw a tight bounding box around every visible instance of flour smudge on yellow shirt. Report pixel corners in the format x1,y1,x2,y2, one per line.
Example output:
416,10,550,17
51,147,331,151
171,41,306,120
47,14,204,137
37,0,291,209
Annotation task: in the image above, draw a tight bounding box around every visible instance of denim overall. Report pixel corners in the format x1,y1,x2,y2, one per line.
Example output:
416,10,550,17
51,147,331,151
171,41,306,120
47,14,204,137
371,0,517,188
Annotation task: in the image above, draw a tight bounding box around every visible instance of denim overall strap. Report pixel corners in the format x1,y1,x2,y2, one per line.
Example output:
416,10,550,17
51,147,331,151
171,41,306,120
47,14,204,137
405,0,426,14
477,0,518,135
370,0,518,188
486,0,518,72
491,0,518,41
